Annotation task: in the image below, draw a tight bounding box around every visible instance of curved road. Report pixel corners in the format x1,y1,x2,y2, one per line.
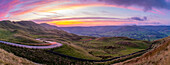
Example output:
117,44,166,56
0,40,63,49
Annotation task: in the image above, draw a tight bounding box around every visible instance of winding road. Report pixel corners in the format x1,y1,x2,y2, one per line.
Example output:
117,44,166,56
0,40,63,49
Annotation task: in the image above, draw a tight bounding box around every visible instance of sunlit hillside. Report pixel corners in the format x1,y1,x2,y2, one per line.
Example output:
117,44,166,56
115,36,170,65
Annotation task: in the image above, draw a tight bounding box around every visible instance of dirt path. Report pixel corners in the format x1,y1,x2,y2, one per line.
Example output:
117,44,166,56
0,40,62,49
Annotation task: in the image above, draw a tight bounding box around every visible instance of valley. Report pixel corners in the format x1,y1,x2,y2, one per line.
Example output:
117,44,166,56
0,20,169,65
61,25,170,41
0,20,151,64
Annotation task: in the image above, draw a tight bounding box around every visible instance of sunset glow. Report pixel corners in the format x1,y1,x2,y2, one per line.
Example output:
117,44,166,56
50,20,84,25
1,0,170,27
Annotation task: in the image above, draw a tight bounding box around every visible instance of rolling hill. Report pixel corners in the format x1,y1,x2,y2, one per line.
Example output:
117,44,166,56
0,20,169,65
60,25,170,41
115,36,170,65
103,26,168,41
0,20,81,44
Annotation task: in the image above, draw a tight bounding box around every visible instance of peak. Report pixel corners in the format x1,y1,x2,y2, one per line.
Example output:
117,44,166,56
0,20,13,23
1,20,11,22
40,23,59,30
15,21,38,25
16,21,35,23
40,23,58,27
40,23,50,25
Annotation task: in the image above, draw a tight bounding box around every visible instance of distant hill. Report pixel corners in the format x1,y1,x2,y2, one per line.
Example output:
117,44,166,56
142,26,170,36
60,25,170,41
105,26,168,41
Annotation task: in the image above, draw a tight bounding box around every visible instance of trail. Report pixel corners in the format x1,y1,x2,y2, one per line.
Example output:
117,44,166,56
0,40,62,49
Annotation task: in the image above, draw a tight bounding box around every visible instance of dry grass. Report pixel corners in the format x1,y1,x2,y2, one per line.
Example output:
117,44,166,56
114,37,170,65
0,48,37,65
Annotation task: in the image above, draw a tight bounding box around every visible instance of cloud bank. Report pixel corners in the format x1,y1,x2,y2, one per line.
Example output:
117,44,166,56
33,16,147,22
80,0,170,11
131,16,147,21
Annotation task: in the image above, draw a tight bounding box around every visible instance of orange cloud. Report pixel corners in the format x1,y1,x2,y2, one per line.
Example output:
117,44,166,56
49,20,84,25
47,20,133,27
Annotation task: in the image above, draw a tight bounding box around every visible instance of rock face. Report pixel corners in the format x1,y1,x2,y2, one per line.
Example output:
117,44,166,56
0,48,37,65
115,37,170,65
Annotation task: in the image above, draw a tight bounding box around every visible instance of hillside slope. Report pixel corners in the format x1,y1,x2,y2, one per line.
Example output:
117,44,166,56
40,23,61,30
0,20,81,44
0,48,36,65
115,36,170,65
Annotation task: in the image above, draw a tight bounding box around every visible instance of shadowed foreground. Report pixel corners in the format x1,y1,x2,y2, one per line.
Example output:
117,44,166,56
0,48,36,65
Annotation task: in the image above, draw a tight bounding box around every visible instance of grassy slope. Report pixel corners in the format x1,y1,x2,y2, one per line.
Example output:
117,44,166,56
0,48,36,65
52,37,150,60
0,43,94,65
53,44,101,60
0,29,13,41
0,21,95,64
39,22,151,60
0,20,81,44
0,28,43,45
115,36,170,65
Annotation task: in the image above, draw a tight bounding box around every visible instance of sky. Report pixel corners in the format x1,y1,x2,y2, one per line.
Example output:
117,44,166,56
0,0,170,27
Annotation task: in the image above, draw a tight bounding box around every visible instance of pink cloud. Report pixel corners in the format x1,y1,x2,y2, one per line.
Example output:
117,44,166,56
153,8,165,15
0,0,70,20
48,20,135,27
0,0,21,20
10,0,70,16
0,0,169,21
